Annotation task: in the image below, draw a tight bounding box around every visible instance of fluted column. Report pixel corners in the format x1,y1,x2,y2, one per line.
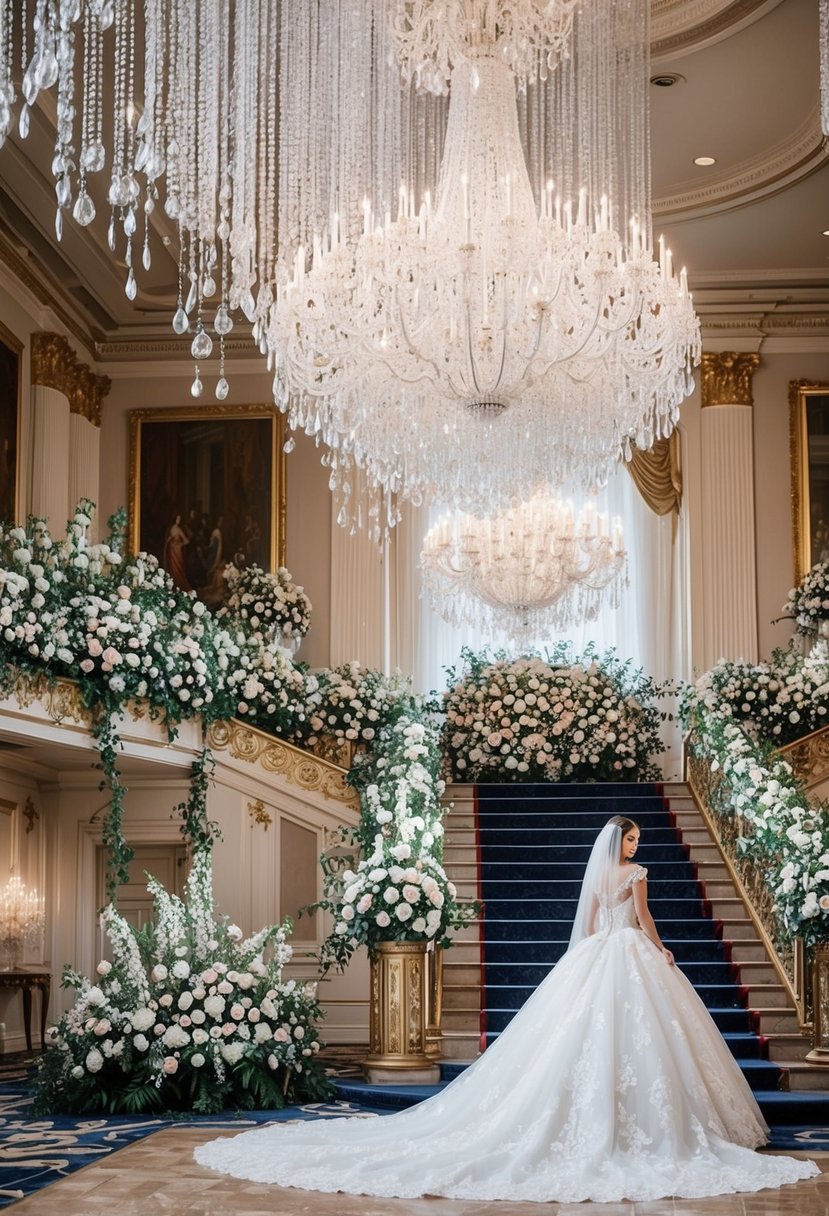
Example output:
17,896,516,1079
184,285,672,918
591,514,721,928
30,334,110,533
329,490,386,669
699,352,761,669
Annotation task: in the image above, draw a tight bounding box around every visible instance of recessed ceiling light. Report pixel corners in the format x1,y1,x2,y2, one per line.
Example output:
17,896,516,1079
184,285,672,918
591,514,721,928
822,229,829,237
694,156,716,166
650,73,685,87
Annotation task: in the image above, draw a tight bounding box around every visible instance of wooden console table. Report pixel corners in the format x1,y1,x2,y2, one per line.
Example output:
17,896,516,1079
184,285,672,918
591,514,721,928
0,969,51,1051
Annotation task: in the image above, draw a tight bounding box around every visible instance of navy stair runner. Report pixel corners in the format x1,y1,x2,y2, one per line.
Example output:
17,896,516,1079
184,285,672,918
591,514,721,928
477,782,780,1093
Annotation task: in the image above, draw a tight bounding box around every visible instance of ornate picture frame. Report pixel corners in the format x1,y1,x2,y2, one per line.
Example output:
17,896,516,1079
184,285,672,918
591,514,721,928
790,381,829,582
128,404,286,606
0,321,22,525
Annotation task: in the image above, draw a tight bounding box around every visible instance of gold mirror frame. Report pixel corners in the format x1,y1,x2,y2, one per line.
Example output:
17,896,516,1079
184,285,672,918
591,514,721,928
790,381,829,583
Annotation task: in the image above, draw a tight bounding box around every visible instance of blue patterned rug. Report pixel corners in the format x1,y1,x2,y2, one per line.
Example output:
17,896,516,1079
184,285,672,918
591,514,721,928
0,1055,390,1207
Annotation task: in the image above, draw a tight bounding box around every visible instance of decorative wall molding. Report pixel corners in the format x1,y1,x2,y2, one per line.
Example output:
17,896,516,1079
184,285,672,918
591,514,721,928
30,332,110,426
206,720,358,808
9,670,92,727
651,0,782,58
700,351,761,407
654,107,827,220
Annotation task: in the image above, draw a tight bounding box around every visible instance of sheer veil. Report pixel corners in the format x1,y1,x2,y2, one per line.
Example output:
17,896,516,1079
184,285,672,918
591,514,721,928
567,820,623,951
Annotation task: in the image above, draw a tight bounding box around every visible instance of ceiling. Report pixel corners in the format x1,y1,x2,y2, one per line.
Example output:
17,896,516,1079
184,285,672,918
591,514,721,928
0,0,826,361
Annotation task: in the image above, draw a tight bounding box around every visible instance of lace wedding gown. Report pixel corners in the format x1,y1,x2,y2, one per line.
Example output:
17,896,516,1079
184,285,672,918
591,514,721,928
195,866,819,1203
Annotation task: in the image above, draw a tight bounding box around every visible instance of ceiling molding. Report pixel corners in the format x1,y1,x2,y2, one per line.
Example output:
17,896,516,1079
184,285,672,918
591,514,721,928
651,0,784,59
654,106,828,219
0,230,96,355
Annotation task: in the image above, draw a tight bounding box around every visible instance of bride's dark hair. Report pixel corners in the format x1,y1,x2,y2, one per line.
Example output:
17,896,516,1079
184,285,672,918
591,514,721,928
607,815,640,835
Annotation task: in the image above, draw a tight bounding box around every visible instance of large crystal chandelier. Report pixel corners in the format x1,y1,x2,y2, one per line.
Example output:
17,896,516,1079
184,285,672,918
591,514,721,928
272,0,700,531
420,492,628,644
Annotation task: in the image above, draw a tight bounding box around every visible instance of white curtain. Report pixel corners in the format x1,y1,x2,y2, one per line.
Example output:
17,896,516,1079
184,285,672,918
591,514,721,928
390,453,691,779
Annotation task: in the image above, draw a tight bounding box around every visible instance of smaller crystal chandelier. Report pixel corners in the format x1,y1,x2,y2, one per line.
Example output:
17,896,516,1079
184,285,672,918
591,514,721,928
420,493,627,644
0,874,45,971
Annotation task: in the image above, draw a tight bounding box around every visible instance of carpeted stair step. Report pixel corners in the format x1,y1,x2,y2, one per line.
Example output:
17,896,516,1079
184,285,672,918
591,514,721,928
481,917,722,942
480,878,703,900
482,938,729,964
484,959,739,988
477,827,681,847
482,897,709,920
481,857,693,879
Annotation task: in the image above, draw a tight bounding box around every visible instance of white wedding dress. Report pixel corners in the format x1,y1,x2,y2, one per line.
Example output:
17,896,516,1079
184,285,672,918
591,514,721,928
195,865,819,1203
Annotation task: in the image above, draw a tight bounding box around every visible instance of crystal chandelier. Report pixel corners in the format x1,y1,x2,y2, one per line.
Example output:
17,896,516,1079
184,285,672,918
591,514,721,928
0,874,45,971
272,0,700,531
0,1,699,535
420,493,628,644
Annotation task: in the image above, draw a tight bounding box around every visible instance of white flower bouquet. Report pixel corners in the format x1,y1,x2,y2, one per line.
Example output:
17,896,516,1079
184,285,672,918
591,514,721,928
442,646,668,783
219,563,312,643
33,849,330,1115
315,706,477,970
783,562,829,635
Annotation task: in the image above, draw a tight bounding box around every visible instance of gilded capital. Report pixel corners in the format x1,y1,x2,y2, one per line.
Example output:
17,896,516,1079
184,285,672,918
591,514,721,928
700,351,760,408
30,332,110,427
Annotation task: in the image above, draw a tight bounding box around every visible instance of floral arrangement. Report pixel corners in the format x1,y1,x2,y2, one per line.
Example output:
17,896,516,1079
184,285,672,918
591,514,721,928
782,562,829,635
441,646,669,783
315,700,477,971
306,662,411,749
683,693,829,945
219,562,312,643
33,849,331,1115
682,648,829,749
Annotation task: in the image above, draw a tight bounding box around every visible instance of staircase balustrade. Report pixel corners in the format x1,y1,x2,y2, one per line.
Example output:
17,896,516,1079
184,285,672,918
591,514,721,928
685,736,810,1035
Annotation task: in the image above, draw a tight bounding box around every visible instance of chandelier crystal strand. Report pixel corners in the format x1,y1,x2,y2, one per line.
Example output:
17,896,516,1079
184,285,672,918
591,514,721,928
420,492,628,644
821,0,829,136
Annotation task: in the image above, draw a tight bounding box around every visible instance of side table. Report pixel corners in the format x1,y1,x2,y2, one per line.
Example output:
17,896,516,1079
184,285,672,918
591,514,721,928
0,969,51,1051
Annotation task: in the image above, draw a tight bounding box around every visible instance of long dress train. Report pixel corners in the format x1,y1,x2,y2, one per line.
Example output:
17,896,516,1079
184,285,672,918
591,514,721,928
194,865,819,1203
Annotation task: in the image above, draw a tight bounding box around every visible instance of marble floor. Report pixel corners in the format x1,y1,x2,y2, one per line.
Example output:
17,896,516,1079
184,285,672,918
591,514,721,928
8,1129,829,1216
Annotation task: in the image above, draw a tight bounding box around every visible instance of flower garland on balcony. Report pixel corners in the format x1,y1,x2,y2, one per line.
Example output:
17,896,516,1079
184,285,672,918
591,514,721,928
441,646,670,783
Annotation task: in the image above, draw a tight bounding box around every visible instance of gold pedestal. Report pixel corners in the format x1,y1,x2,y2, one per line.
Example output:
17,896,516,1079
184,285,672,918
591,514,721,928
806,944,829,1065
364,940,440,1085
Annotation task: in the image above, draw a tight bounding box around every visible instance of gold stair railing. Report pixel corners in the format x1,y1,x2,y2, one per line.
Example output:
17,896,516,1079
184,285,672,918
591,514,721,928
685,738,809,1032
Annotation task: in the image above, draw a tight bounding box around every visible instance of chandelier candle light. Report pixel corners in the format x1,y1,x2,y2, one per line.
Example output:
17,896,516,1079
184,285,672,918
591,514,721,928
420,493,628,644
0,875,45,971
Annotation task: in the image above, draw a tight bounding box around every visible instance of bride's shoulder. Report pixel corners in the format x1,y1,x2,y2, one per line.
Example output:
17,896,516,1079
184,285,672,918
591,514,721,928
620,863,648,889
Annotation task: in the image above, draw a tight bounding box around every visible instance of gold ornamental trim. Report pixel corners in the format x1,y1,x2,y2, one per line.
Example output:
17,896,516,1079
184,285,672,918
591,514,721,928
30,333,111,427
789,380,829,584
700,351,760,408
365,940,433,1070
7,670,92,726
778,723,829,791
205,719,358,808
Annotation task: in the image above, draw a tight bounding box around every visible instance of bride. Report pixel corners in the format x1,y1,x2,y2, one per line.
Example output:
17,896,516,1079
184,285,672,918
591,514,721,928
195,816,820,1202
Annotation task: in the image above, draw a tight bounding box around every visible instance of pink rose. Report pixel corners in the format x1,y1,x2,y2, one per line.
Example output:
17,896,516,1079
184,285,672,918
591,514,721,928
102,646,121,666
217,980,233,995
80,659,95,673
162,1056,178,1074
201,969,218,984
87,637,103,657
222,1023,236,1037
230,1003,245,1021
274,1027,290,1042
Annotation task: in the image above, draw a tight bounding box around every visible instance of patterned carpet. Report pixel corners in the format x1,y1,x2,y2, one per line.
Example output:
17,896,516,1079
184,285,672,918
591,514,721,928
0,1048,388,1208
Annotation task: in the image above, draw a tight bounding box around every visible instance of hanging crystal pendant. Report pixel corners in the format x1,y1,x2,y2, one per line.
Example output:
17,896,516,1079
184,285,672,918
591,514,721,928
215,376,229,401
190,325,213,360
72,190,96,226
190,370,203,398
124,269,137,300
283,436,296,454
172,307,189,335
214,304,233,336
18,103,29,139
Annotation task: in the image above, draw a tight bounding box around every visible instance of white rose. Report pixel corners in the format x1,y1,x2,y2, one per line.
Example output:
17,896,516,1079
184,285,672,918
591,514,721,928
191,1053,206,1068
395,902,413,921
86,1048,104,1073
172,960,190,980
133,1033,150,1052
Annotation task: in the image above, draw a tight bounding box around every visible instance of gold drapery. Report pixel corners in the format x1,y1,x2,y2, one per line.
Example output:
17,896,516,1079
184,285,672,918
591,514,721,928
625,432,682,531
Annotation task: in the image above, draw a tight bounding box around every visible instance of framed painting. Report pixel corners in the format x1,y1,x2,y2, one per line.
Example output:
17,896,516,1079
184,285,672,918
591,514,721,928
0,322,22,525
790,381,829,582
128,404,286,606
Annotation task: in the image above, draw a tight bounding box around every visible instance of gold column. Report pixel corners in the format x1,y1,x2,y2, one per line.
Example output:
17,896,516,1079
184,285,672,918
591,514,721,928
364,940,441,1084
30,334,110,528
699,352,761,670
807,944,829,1065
